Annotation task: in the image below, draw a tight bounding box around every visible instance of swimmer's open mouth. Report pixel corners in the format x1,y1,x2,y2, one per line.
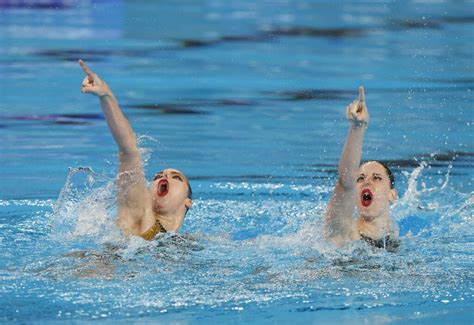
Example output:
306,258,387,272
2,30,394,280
158,179,169,197
361,189,373,207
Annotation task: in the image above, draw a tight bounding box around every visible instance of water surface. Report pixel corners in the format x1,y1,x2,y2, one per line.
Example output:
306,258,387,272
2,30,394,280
0,0,473,323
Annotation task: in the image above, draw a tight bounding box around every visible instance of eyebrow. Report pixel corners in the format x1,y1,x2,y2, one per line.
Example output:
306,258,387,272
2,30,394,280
170,171,184,178
153,171,185,179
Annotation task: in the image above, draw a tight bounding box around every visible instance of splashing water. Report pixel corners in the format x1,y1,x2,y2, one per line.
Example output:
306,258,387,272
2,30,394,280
2,0,473,321
51,167,120,244
1,158,472,322
394,162,472,239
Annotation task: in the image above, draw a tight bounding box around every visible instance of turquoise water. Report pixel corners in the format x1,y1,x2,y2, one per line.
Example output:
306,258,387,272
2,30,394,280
1,0,473,323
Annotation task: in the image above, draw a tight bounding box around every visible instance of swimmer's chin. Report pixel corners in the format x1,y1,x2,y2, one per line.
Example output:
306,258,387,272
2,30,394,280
357,209,378,222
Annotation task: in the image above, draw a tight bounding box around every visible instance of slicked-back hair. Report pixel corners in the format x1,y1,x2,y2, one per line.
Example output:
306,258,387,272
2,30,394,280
185,180,192,216
361,160,395,189
187,180,192,200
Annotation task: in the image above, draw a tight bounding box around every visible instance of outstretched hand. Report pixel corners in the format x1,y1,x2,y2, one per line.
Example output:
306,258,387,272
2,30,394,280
346,86,369,126
79,59,111,97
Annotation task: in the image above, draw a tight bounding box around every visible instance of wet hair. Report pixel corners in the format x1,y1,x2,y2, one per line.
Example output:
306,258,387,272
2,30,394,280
361,160,395,189
184,180,192,216
186,180,193,200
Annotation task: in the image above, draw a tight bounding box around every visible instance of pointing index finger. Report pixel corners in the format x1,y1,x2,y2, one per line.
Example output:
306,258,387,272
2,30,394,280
358,86,365,102
79,59,94,80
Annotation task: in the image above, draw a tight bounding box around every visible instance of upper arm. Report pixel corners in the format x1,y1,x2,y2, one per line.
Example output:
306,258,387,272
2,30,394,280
324,180,357,245
115,150,155,235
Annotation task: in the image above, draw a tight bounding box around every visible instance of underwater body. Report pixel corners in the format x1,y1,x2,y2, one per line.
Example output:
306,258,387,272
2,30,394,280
0,0,473,323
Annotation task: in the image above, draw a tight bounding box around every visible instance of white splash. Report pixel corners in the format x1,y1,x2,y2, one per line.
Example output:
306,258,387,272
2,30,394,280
51,167,118,244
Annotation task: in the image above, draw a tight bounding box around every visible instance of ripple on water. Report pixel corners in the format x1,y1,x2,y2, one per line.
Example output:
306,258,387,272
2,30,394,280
0,162,472,321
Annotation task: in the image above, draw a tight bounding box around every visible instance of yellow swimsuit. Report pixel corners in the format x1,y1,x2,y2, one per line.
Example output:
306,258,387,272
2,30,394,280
140,220,166,240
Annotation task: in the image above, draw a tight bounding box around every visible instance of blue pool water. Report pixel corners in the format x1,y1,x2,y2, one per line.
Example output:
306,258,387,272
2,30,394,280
1,0,473,323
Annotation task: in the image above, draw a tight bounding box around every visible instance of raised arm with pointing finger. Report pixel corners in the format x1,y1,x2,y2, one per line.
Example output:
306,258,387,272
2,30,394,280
323,87,399,250
79,60,192,240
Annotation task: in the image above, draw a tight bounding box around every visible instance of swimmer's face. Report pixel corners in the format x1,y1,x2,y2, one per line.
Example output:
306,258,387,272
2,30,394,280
150,168,192,219
356,161,397,220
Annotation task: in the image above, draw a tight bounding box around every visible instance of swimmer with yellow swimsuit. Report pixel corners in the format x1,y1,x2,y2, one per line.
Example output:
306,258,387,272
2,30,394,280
79,60,192,240
324,87,399,251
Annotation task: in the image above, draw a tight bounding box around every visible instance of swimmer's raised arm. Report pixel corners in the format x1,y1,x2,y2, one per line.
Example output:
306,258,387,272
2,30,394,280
79,60,137,153
79,60,155,236
324,87,369,245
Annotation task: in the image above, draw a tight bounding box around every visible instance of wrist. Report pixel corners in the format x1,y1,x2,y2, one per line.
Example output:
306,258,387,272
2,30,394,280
99,93,113,99
350,120,368,129
99,89,114,100
98,83,113,99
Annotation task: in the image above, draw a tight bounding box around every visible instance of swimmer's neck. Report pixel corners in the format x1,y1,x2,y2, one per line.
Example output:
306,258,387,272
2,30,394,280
357,212,393,240
154,211,183,233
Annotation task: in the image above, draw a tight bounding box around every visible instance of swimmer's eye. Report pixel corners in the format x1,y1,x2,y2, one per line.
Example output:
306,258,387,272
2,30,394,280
153,174,163,181
357,175,365,182
373,175,383,181
172,175,183,182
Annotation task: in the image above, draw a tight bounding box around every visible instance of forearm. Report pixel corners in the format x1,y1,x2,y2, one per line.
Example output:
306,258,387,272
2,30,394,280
99,93,138,154
337,124,366,188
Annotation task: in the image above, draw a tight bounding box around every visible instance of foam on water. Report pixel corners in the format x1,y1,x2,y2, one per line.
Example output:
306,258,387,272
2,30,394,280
1,1,472,321
1,158,472,321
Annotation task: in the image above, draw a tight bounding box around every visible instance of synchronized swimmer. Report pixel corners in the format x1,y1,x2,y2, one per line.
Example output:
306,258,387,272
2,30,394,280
79,60,398,249
79,60,192,241
323,87,399,250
